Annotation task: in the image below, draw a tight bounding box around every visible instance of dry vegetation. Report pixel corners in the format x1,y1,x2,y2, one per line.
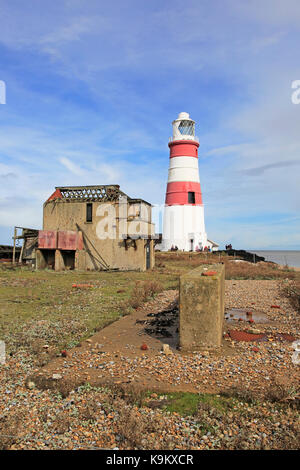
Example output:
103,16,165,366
282,280,300,314
0,410,25,450
155,251,299,280
122,280,163,311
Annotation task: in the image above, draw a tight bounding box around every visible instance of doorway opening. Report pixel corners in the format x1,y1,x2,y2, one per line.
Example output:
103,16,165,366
146,241,151,270
41,249,55,269
61,250,75,270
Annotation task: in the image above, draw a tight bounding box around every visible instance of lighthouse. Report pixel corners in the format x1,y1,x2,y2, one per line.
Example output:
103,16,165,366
162,112,208,252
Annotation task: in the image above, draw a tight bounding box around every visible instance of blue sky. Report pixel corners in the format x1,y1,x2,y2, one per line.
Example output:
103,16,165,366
0,0,300,249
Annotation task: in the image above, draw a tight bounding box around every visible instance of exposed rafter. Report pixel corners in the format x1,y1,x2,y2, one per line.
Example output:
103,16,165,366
53,185,126,202
46,185,152,205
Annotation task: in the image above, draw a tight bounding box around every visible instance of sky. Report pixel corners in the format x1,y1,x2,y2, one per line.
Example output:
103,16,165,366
0,0,300,249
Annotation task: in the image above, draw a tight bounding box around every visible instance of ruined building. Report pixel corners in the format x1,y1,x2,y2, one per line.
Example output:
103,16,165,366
36,185,155,271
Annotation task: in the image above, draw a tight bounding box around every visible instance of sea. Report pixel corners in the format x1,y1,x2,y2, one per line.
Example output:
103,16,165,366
248,250,300,268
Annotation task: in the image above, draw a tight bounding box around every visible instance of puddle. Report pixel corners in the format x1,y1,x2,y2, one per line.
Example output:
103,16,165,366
225,308,269,323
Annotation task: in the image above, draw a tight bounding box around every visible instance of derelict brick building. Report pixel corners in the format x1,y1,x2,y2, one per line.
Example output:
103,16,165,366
36,185,155,271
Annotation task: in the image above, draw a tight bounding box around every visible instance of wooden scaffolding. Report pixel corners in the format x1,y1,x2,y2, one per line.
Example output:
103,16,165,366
12,227,39,264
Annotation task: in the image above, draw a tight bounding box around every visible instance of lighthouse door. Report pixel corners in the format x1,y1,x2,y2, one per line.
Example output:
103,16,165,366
190,239,194,251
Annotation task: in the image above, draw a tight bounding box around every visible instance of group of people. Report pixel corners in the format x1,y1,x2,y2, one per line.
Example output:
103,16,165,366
170,244,212,252
225,243,233,250
195,245,211,252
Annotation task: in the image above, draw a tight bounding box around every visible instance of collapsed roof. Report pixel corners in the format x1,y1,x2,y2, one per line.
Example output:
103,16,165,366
46,185,151,205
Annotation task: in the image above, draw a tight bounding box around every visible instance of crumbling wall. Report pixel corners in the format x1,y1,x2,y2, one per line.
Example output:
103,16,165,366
42,200,154,271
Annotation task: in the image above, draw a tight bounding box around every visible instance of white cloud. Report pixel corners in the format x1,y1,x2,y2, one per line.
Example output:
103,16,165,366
60,157,86,176
40,17,97,46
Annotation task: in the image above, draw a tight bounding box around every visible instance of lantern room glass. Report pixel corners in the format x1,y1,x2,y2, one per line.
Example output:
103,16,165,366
178,120,195,136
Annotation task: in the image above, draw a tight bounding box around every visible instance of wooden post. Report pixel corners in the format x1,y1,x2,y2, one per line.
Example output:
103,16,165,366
19,240,25,263
12,227,17,264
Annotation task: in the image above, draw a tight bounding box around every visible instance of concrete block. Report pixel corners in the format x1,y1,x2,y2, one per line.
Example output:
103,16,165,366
55,249,65,271
35,249,47,270
179,263,225,351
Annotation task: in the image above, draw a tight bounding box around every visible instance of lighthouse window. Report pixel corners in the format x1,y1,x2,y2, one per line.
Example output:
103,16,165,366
188,192,195,204
86,203,93,222
178,120,194,136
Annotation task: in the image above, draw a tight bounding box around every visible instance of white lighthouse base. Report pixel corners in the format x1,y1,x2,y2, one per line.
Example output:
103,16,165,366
161,205,208,252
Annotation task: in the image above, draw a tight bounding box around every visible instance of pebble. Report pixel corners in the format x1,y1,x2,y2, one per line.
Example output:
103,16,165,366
52,374,62,380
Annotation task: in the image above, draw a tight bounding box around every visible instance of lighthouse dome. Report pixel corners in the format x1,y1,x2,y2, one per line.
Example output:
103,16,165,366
178,112,190,119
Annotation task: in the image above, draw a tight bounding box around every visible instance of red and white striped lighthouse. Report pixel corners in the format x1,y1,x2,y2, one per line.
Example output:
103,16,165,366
162,112,208,251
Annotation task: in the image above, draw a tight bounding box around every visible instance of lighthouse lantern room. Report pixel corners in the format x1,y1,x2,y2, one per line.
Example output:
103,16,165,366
162,112,209,252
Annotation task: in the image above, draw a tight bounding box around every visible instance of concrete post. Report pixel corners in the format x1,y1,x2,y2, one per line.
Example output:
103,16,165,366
35,249,47,270
179,263,225,351
55,249,65,271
